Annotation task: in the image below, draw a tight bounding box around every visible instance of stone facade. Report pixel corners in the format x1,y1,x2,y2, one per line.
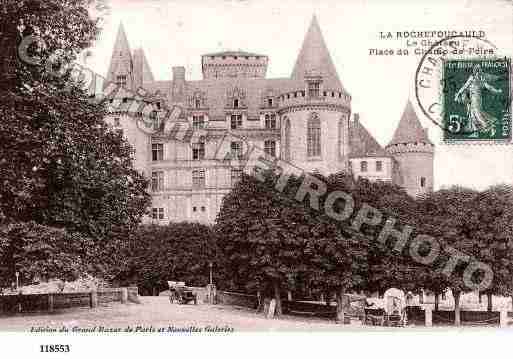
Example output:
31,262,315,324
103,17,435,224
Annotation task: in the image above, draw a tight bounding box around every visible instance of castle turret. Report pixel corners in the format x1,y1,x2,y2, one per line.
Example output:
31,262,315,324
280,16,351,175
386,100,434,197
105,23,134,90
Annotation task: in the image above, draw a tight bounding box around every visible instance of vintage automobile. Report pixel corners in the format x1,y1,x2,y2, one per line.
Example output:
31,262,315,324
167,281,198,305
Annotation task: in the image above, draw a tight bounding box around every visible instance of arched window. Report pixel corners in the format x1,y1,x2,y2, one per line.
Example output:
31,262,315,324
307,113,321,157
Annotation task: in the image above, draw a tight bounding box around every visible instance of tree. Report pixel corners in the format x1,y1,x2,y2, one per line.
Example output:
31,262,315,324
0,0,150,282
215,170,311,316
416,187,479,325
0,222,89,286
115,223,216,296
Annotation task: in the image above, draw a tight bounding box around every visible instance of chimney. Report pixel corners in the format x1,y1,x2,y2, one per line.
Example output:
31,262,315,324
171,66,186,102
172,66,185,81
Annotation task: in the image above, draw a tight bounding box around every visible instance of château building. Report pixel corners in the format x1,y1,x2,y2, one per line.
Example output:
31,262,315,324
102,16,434,224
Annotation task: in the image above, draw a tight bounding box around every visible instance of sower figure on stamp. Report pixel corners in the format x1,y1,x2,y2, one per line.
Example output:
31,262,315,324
454,64,503,135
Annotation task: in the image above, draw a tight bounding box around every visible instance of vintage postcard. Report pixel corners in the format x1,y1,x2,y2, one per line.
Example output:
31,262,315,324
1,0,513,357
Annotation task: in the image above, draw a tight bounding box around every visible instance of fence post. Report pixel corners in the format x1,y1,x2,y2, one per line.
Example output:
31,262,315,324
121,288,128,304
425,306,433,327
90,291,98,308
500,309,508,328
48,293,54,313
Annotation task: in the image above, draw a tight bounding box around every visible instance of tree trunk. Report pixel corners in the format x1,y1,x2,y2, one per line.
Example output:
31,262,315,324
336,289,350,324
273,281,282,317
487,293,493,312
434,293,439,311
325,292,331,307
454,290,461,326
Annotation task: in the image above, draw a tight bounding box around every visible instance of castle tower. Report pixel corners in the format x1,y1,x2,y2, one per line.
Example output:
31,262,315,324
105,23,134,90
386,100,434,197
280,16,351,174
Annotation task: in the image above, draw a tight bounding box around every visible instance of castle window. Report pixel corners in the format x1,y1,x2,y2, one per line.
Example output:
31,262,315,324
307,113,321,157
308,82,320,98
264,140,276,157
193,115,205,129
294,92,297,98
230,114,242,129
231,167,243,185
360,161,368,172
420,177,426,187
442,291,446,300
287,94,290,99
376,161,383,172
150,110,160,130
192,169,205,188
201,206,206,212
156,102,161,109
230,141,243,159
233,99,239,108
265,114,276,129
193,206,197,212
267,98,273,107
151,171,164,192
301,91,305,97
233,56,238,59
323,91,327,97
195,98,201,109
192,141,205,160
152,208,164,220
331,92,335,97
339,93,342,98
116,75,127,87
152,143,164,161
122,97,128,103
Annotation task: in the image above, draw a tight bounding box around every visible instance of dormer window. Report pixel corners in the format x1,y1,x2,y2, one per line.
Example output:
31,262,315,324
267,98,273,107
233,99,239,108
195,99,201,109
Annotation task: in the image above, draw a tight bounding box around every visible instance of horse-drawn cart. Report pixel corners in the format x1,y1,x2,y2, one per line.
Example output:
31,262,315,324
167,281,198,305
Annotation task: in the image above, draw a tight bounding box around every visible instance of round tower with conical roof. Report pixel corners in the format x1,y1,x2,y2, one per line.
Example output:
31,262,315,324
386,101,434,197
279,16,351,174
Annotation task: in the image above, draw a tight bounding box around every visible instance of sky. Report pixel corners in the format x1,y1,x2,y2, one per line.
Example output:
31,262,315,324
84,0,513,190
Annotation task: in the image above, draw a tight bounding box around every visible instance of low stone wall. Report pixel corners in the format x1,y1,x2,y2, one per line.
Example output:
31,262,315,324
0,287,138,315
282,301,336,319
216,291,258,308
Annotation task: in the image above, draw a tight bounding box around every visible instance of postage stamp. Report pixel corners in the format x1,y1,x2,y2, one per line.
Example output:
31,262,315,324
442,57,511,141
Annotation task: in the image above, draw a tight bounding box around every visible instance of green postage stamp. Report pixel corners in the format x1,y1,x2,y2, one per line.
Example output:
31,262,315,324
442,57,511,141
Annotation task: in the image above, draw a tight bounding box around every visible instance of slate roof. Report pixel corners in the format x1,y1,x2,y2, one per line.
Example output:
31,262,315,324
202,50,266,58
388,101,433,146
349,117,390,158
105,23,132,86
291,15,344,90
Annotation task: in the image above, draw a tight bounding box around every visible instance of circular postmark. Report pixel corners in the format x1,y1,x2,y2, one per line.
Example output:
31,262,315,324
415,35,511,142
